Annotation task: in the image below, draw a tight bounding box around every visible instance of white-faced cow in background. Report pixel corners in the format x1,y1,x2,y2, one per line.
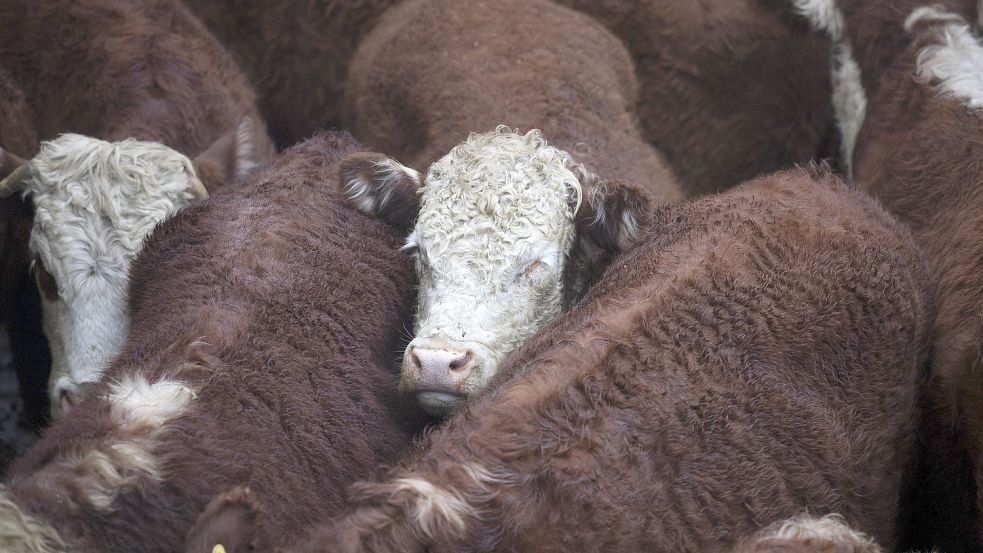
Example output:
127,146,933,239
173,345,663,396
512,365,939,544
0,0,276,421
0,129,256,418
340,127,650,415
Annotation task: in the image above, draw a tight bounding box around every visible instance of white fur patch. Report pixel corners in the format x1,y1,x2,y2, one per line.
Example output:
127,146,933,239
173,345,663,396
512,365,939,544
790,0,845,40
70,448,151,510
620,209,640,242
831,43,868,176
22,134,200,418
585,183,610,227
379,159,421,205
906,5,969,30
60,375,194,510
390,478,473,538
108,374,196,430
406,127,584,402
342,158,420,216
343,174,380,214
790,0,868,175
749,514,883,552
584,180,644,246
905,7,983,111
0,485,65,553
459,462,513,489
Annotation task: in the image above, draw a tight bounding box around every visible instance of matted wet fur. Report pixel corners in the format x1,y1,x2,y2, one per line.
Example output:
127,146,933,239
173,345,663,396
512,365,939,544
2,132,429,553
284,166,932,553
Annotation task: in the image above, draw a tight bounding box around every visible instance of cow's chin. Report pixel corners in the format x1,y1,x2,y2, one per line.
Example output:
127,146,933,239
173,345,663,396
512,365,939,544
415,390,467,416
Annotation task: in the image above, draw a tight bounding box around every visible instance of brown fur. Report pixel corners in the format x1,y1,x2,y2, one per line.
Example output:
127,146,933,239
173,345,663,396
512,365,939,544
287,167,932,552
3,133,430,553
342,0,682,204
0,68,49,444
845,4,983,550
181,0,399,148
556,0,834,195
0,67,36,165
0,0,275,180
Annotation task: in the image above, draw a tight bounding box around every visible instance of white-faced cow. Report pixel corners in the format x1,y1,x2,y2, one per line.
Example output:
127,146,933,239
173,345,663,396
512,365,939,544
244,166,932,553
0,0,275,417
1,135,212,415
341,127,654,415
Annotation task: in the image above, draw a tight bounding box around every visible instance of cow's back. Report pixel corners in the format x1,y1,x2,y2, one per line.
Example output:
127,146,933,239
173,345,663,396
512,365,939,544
6,132,428,552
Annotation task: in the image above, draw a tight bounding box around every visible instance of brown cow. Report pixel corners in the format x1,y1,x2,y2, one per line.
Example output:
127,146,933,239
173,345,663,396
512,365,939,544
789,0,977,175
847,3,983,550
181,0,399,148
557,0,834,195
0,0,275,175
183,0,829,192
792,1,983,550
0,132,430,553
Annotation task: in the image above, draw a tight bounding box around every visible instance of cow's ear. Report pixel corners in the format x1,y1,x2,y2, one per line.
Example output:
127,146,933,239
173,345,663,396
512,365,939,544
192,118,274,191
0,146,30,196
562,176,652,307
184,486,263,553
575,177,651,252
0,146,28,180
338,152,422,231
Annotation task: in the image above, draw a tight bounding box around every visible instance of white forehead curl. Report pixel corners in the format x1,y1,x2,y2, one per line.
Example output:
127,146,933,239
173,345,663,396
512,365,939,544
410,127,583,263
26,134,198,283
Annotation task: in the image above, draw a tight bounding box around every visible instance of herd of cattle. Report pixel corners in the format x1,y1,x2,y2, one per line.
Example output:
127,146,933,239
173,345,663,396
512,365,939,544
0,0,982,551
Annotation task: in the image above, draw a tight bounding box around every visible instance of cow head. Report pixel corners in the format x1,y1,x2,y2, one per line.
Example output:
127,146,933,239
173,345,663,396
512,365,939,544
339,128,651,415
0,123,261,418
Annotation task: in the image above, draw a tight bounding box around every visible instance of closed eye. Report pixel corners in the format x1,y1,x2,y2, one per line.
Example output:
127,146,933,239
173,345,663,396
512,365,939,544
32,256,60,301
514,259,546,282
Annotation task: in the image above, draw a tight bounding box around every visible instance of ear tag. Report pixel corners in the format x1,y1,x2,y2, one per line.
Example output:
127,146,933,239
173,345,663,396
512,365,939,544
212,544,227,553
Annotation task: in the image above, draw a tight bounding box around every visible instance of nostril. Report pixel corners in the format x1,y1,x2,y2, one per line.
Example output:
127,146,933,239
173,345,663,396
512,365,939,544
448,351,473,372
59,388,76,413
409,347,422,370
